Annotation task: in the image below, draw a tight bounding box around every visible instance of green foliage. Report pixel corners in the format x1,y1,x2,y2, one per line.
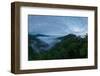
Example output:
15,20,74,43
28,34,88,60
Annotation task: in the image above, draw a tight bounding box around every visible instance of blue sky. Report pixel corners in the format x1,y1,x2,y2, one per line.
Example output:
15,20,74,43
28,15,88,37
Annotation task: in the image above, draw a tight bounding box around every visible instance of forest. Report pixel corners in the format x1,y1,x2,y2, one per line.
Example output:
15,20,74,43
28,34,88,60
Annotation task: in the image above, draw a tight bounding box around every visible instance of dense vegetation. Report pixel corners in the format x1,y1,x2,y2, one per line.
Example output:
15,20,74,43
28,34,88,60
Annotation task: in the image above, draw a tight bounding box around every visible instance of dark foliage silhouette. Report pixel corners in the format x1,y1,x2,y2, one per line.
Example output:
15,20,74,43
28,34,88,60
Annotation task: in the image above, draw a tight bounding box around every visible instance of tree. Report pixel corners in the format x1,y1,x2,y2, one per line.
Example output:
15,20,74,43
28,33,88,60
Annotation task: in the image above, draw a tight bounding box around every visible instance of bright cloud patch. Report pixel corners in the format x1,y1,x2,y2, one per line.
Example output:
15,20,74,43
28,15,88,36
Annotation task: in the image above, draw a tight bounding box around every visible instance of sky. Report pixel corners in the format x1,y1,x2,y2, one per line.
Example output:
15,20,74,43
28,15,88,37
28,15,88,45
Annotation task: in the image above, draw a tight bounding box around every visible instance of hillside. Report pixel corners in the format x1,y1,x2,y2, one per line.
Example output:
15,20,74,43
28,34,88,60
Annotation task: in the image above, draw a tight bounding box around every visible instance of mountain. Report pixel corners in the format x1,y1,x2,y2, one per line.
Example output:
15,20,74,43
28,33,88,60
28,34,50,53
28,34,61,51
58,34,77,40
33,34,50,37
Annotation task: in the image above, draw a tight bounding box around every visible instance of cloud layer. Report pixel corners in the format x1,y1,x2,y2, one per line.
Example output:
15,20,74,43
28,15,88,36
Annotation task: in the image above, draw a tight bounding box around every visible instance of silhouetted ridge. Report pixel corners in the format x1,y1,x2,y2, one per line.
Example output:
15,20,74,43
28,33,88,60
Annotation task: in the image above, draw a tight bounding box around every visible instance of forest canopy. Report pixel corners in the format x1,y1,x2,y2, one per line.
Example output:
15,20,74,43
28,34,88,60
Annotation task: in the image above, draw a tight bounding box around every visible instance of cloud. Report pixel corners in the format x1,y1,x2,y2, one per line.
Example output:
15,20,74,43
28,15,88,36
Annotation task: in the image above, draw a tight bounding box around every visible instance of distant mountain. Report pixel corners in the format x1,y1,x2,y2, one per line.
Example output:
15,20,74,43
28,33,88,60
37,34,50,37
28,33,87,53
28,34,79,53
28,34,50,53
31,34,50,37
58,34,77,40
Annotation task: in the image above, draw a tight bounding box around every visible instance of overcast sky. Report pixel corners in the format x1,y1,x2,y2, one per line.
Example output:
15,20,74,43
28,15,88,37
